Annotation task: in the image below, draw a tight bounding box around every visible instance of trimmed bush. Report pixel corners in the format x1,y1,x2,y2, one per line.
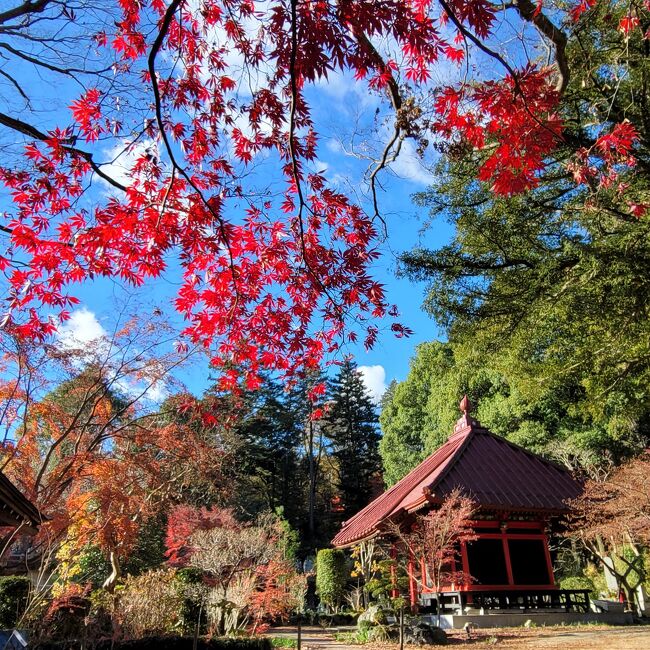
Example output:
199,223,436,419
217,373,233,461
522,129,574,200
560,576,598,599
315,549,347,611
116,568,185,637
0,575,30,628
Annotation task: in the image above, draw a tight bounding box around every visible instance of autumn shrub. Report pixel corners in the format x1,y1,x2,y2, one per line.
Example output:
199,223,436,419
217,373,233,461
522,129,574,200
315,549,347,612
186,512,306,636
115,568,185,638
0,575,30,628
32,636,274,650
31,584,91,643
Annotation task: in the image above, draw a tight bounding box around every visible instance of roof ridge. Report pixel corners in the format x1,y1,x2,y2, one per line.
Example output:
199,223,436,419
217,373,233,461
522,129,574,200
332,429,472,546
476,427,575,476
386,429,471,517
419,425,476,499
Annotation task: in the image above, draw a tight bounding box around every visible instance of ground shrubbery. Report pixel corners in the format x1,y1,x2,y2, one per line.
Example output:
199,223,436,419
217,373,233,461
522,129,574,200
31,636,273,650
559,576,598,599
0,576,30,628
22,508,304,646
115,569,187,637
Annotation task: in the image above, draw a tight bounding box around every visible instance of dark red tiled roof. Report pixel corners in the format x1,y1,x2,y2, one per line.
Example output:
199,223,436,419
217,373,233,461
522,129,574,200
0,472,42,529
332,406,581,547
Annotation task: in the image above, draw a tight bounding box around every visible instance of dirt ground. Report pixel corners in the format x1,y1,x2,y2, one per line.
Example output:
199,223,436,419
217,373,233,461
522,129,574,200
430,624,650,648
270,624,650,650
368,625,650,649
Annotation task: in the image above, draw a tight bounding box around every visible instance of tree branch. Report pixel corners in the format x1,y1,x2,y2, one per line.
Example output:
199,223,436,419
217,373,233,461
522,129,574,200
0,0,51,26
509,0,569,93
0,111,128,191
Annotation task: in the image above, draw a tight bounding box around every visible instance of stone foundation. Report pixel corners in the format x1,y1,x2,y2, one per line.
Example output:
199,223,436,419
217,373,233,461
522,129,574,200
422,611,634,630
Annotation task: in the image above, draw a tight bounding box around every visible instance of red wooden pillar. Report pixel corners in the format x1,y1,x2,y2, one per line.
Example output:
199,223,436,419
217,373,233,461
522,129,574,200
543,533,555,585
501,523,515,586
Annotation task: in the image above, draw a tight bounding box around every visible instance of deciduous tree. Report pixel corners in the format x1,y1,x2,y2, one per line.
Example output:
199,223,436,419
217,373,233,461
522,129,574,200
178,508,305,635
401,2,650,457
0,313,218,589
568,453,650,614
388,488,476,620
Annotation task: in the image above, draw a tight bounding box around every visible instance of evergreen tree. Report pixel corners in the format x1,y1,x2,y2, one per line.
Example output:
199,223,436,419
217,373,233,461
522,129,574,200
398,5,650,465
201,374,304,529
289,370,335,553
323,359,381,520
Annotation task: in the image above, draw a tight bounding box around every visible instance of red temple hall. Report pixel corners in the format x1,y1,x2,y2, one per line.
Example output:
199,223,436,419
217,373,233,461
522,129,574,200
332,397,584,614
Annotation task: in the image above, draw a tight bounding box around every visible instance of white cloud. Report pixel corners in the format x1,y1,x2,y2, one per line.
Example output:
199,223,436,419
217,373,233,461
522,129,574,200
388,136,434,186
114,376,169,404
56,308,107,350
99,138,159,190
358,365,388,404
312,159,329,173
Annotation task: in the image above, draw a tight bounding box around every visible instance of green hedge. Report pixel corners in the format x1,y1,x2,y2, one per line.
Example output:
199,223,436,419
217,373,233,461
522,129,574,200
0,575,30,628
315,549,347,610
559,576,597,598
33,637,273,650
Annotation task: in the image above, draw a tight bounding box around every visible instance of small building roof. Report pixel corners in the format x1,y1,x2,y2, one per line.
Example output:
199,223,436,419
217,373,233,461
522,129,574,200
0,472,42,529
332,397,581,547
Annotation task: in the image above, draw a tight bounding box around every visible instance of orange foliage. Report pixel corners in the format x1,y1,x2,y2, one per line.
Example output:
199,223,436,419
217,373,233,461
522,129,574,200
570,452,650,546
0,314,223,570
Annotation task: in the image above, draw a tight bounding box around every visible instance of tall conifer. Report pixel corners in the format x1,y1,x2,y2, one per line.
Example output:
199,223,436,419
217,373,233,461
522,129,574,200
323,359,381,520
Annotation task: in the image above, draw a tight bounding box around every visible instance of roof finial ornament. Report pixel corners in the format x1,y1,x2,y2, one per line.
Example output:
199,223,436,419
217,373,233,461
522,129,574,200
453,394,477,433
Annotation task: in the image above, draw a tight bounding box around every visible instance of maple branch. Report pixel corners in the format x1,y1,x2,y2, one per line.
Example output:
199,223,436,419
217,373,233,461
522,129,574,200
346,18,407,230
368,126,403,224
349,28,402,112
148,0,241,306
287,0,345,315
508,0,569,93
0,111,128,192
0,0,52,25
438,0,564,149
0,40,114,77
0,66,29,102
287,0,306,225
438,0,519,87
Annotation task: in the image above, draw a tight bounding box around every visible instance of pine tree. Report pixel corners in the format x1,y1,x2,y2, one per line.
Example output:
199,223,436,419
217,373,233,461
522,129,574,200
323,359,381,520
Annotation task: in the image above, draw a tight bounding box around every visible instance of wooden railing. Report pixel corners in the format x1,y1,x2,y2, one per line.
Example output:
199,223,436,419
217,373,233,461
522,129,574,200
420,589,591,615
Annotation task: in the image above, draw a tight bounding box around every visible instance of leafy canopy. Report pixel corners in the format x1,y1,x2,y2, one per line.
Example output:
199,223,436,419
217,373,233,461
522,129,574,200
398,1,650,471
0,0,639,385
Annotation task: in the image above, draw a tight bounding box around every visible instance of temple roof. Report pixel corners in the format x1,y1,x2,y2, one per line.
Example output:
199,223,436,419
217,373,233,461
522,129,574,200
0,472,42,529
332,397,581,547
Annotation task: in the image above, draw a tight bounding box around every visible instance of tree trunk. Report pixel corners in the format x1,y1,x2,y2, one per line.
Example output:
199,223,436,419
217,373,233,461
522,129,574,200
102,550,121,591
307,420,317,547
